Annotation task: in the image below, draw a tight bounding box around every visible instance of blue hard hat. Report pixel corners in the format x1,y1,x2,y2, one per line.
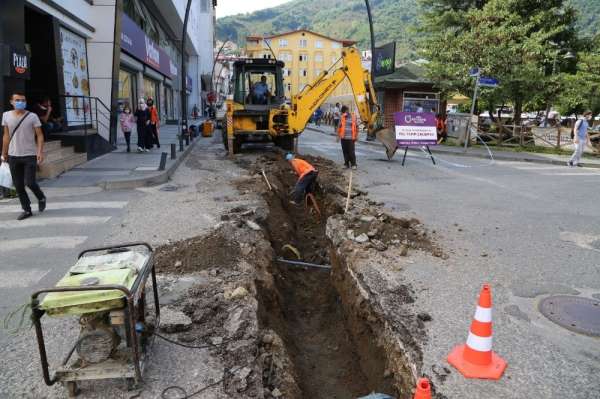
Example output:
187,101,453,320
285,153,294,161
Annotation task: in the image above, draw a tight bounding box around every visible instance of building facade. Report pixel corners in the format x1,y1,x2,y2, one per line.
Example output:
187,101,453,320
1,0,215,159
245,30,356,105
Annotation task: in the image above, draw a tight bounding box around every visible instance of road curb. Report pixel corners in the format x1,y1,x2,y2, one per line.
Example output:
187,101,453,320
97,136,200,190
305,126,600,169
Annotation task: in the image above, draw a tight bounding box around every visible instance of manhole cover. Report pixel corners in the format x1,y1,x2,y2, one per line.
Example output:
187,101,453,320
160,185,179,192
539,295,600,336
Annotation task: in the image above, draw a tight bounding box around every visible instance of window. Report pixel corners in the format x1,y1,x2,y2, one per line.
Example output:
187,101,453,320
279,39,288,47
201,0,208,12
315,40,323,48
299,53,308,62
287,83,292,91
315,53,323,62
300,69,307,77
315,69,321,76
332,42,341,49
265,39,272,46
287,69,292,77
299,39,308,48
279,52,292,62
331,54,338,64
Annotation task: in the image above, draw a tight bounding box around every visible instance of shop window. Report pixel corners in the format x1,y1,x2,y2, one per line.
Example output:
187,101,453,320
402,92,440,113
118,69,136,111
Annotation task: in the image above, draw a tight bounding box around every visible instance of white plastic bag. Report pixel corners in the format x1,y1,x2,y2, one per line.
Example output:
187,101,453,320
0,162,13,189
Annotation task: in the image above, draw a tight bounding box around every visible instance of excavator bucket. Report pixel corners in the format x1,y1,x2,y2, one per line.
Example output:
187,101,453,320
375,128,398,160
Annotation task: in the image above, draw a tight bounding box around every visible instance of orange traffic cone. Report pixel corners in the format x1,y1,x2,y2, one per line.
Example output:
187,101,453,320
413,377,431,399
447,284,507,379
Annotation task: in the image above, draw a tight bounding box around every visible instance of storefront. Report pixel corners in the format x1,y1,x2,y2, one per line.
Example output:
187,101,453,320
120,13,179,122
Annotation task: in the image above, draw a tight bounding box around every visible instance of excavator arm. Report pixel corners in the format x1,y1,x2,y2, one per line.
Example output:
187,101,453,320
287,47,380,135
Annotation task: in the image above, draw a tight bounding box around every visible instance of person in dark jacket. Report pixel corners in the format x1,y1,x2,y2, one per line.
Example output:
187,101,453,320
134,99,150,152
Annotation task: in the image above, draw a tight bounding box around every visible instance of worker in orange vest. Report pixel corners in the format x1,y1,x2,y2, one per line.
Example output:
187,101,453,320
286,153,318,205
337,105,358,169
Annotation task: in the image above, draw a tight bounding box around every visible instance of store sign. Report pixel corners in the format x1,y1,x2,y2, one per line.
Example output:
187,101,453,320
373,42,395,77
395,112,438,146
121,13,175,79
2,45,30,79
59,27,91,127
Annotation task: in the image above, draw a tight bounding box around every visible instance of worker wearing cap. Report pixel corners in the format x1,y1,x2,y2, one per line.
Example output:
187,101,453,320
286,153,318,205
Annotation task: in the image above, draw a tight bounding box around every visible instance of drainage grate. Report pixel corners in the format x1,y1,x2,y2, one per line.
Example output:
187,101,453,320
539,295,600,337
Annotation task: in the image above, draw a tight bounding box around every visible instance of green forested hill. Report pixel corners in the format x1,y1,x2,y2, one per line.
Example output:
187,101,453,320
216,0,599,60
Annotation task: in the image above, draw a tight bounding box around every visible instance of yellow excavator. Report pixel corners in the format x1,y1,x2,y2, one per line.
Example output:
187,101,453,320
223,47,391,155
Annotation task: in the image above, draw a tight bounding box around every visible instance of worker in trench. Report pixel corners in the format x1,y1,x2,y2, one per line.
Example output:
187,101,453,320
286,153,318,205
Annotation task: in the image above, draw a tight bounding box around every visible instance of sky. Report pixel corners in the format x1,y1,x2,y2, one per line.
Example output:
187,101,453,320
216,0,292,18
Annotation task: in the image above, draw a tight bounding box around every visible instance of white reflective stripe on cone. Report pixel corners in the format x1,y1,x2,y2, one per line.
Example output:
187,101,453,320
474,306,492,323
466,332,493,352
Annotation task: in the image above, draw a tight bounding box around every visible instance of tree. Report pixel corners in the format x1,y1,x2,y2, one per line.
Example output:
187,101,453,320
556,34,600,116
419,0,579,127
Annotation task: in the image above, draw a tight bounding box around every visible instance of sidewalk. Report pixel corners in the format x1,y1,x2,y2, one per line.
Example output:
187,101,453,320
306,125,600,168
41,121,207,190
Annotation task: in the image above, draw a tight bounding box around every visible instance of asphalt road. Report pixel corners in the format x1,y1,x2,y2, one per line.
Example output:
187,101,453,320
299,127,600,398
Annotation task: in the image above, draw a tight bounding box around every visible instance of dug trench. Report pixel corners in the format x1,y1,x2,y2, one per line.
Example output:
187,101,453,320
152,152,443,398
237,153,442,398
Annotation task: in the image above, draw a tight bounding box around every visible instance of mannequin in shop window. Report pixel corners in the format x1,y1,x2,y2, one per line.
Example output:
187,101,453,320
147,98,160,148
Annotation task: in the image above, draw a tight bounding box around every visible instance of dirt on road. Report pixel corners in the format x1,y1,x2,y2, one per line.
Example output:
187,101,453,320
153,151,445,398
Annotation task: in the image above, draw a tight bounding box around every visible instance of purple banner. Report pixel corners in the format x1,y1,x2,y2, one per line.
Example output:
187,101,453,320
394,112,438,146
121,13,175,79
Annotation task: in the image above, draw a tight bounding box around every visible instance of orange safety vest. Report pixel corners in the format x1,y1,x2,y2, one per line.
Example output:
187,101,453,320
338,112,357,140
290,158,316,180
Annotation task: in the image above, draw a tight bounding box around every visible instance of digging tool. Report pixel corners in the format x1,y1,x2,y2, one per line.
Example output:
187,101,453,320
282,244,301,259
345,170,353,214
261,169,273,191
30,243,159,397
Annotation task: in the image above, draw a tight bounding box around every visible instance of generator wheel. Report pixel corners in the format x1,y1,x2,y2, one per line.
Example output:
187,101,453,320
66,381,79,398
276,135,294,151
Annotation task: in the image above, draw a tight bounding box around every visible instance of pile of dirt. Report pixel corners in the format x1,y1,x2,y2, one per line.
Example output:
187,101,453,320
154,229,241,274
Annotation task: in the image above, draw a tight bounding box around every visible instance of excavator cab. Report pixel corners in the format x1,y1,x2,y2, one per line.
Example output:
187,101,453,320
223,58,291,153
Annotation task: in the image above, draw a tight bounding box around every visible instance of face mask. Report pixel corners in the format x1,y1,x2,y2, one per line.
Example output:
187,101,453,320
13,100,26,110
147,102,153,107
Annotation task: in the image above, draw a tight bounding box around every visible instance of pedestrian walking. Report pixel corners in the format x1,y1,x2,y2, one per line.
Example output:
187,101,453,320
147,98,160,148
119,105,134,152
134,99,150,152
568,110,593,167
337,105,358,169
286,153,318,205
1,92,47,220
314,107,323,126
333,102,341,132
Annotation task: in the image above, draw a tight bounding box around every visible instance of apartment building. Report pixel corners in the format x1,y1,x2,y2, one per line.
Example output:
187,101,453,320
245,30,356,105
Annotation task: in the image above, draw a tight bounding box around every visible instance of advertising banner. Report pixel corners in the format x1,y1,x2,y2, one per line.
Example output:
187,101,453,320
395,112,438,146
121,14,175,79
59,27,91,127
373,42,395,77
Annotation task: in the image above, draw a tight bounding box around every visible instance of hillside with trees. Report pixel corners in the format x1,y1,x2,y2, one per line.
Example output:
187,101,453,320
216,0,598,60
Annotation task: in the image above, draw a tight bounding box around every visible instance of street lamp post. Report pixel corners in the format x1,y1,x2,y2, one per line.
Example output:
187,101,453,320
181,0,192,140
364,0,376,140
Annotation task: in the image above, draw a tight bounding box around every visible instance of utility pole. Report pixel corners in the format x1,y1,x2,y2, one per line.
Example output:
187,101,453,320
464,72,480,151
181,0,192,139
365,0,376,140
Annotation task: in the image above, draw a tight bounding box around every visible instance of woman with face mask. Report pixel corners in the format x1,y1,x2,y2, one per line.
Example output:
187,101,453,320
134,99,150,152
119,105,135,152
146,98,160,149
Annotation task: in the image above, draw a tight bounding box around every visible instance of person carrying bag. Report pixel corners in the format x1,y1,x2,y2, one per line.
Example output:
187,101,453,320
1,92,47,220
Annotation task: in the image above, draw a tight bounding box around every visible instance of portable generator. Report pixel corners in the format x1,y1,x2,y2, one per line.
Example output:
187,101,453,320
30,242,160,397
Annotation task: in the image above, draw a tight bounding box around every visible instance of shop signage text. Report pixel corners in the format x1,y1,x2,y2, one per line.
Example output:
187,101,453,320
121,14,176,79
2,45,30,79
373,42,395,77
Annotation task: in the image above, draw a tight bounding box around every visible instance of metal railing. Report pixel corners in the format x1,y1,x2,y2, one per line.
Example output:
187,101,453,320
59,94,114,143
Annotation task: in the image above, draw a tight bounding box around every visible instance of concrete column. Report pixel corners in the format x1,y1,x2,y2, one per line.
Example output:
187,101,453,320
0,0,26,112
137,71,144,101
